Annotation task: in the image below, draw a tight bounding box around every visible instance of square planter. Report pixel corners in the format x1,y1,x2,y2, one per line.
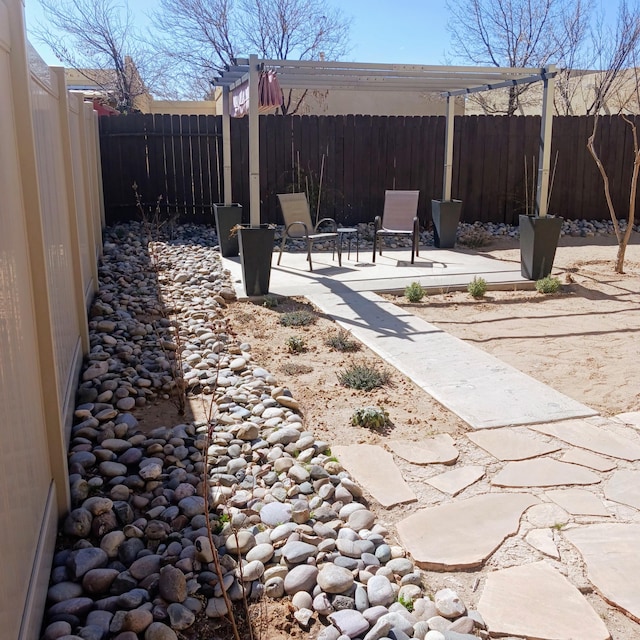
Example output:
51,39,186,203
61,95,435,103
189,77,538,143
432,200,462,248
213,203,243,257
519,214,563,280
238,225,275,296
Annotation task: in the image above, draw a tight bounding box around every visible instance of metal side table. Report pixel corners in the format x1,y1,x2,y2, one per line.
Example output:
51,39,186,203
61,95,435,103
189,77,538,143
336,227,359,261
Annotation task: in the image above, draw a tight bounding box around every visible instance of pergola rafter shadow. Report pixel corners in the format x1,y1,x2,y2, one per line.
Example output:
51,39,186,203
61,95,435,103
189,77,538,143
211,55,556,227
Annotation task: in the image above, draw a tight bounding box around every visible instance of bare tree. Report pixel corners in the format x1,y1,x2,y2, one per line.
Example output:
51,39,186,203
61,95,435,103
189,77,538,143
32,0,158,112
149,0,351,109
446,0,592,115
586,1,640,273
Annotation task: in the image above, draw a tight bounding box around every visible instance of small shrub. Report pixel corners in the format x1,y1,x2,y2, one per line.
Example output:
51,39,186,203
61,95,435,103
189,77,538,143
404,281,425,303
535,275,561,294
286,335,306,353
351,406,389,430
398,593,415,612
263,294,280,308
325,328,361,352
467,276,487,298
458,227,492,248
281,362,314,375
280,309,317,326
338,361,391,391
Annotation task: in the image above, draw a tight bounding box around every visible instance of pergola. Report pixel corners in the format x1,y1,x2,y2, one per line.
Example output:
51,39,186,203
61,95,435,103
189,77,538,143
212,56,557,227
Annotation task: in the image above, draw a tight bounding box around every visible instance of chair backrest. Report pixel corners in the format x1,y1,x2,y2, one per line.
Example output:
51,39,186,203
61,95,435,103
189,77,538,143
381,190,420,231
277,193,313,238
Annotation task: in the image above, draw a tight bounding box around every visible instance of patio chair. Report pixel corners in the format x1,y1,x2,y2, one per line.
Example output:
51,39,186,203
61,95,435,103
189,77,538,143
372,190,421,264
277,192,342,271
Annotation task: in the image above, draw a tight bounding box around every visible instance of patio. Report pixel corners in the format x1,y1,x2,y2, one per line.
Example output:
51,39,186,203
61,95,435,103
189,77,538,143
222,245,532,299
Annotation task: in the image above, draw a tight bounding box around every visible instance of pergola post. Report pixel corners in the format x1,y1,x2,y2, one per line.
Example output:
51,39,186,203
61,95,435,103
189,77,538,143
221,86,232,204
443,95,455,201
535,65,555,218
248,54,260,226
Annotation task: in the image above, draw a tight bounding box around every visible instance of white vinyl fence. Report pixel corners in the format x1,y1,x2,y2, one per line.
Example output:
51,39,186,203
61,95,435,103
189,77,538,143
0,1,103,637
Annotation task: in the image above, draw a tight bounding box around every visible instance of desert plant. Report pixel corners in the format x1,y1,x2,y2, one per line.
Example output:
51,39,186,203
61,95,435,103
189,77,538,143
535,275,561,294
286,335,306,353
338,361,391,391
404,281,425,303
325,328,361,352
281,362,314,375
351,406,389,430
280,309,317,326
398,592,415,612
457,227,492,248
263,294,280,308
467,276,487,299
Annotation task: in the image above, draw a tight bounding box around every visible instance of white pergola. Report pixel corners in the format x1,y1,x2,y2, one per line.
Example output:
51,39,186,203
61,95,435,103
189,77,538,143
212,56,556,227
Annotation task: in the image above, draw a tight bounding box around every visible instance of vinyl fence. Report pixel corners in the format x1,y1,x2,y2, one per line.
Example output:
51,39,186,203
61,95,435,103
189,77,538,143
0,2,103,638
99,112,638,227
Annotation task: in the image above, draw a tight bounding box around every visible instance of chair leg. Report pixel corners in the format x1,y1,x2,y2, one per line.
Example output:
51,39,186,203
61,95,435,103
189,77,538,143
306,239,313,271
372,231,377,263
277,234,287,265
336,236,342,267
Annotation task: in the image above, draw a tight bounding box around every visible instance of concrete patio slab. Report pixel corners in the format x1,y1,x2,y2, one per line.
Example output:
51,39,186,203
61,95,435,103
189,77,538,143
331,444,417,508
466,428,561,460
565,523,640,623
478,561,610,640
426,465,485,496
386,435,459,465
492,458,601,488
531,418,640,461
396,493,539,570
545,488,610,517
560,448,617,472
604,470,640,510
614,411,640,429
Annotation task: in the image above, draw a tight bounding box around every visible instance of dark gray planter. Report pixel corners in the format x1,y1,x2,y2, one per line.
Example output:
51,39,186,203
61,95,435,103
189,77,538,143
213,203,243,257
432,200,462,248
519,214,563,280
238,225,275,296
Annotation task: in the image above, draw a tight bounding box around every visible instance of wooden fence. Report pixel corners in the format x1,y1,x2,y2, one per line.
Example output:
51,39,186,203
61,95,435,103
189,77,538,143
99,111,638,228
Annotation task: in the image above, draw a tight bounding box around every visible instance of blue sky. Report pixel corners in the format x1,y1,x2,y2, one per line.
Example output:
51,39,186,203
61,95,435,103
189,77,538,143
24,0,454,67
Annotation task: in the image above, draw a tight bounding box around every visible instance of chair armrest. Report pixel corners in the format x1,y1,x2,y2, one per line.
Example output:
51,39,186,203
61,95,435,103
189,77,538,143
285,221,310,236
373,216,382,231
315,217,337,232
413,216,419,232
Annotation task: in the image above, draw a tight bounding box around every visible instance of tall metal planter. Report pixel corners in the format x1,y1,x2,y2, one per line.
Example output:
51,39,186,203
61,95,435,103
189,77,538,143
213,203,243,257
238,225,275,296
519,214,563,280
432,200,462,248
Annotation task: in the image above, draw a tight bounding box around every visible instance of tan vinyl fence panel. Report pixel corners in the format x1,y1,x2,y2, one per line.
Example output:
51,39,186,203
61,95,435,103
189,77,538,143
0,1,103,638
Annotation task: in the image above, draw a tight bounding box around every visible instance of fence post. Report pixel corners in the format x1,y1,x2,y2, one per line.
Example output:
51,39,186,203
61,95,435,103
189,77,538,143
52,67,90,353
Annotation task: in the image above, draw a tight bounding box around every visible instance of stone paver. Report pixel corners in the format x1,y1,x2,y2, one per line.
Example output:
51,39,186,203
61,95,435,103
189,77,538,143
531,418,640,461
524,529,560,559
331,444,417,508
466,428,561,460
426,465,484,496
387,435,458,465
396,493,539,570
604,469,640,510
478,561,611,640
545,488,610,517
560,448,617,472
615,411,640,429
492,458,601,488
565,523,640,622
